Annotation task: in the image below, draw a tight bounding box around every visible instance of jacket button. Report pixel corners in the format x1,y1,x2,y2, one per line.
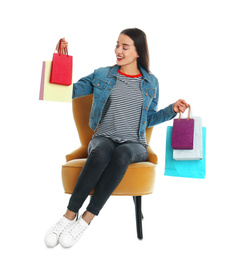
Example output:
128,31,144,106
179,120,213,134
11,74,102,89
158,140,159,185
97,83,100,86
143,81,145,84
145,93,148,96
143,121,145,124
141,134,144,137
98,114,101,117
145,107,148,110
101,101,105,103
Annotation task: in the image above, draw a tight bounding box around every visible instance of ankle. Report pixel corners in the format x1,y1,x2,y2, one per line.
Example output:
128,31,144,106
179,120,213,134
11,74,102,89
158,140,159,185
64,210,77,221
82,211,95,224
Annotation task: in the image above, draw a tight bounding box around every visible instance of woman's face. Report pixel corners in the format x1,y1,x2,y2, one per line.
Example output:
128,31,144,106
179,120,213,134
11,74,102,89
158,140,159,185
115,34,139,67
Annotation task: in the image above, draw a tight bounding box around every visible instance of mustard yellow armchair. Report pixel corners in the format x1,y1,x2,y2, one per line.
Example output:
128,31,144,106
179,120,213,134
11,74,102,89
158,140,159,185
62,94,158,239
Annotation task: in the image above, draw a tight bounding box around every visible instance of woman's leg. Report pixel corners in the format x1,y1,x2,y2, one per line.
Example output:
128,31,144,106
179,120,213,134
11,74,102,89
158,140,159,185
45,137,117,248
86,142,148,216
64,208,95,223
67,136,117,216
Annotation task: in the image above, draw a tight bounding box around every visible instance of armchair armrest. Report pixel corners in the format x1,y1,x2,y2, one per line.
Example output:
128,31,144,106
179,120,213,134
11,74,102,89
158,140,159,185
66,146,88,162
146,146,158,165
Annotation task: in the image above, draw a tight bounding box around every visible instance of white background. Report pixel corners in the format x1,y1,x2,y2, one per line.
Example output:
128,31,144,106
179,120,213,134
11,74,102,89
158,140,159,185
1,0,229,259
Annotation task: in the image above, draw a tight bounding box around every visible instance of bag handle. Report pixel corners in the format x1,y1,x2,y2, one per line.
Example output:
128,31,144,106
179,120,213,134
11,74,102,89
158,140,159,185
57,39,62,54
178,104,191,121
56,39,69,56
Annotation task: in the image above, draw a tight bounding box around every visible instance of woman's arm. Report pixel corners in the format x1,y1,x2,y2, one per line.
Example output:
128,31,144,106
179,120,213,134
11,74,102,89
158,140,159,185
147,79,188,127
72,73,94,99
56,38,95,99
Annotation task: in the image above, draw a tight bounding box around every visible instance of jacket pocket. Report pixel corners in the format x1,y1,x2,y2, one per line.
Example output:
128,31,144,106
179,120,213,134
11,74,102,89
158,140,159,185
92,78,107,99
148,88,157,99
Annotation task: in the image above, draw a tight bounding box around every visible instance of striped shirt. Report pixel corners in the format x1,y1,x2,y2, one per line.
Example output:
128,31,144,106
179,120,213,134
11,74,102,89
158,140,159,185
93,70,148,147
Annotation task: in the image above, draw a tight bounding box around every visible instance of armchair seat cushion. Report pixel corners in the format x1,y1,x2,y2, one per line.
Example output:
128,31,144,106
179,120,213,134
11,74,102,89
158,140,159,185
62,159,157,196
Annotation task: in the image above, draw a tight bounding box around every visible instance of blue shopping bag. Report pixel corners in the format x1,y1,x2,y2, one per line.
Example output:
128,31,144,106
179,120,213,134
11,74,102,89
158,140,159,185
164,126,206,179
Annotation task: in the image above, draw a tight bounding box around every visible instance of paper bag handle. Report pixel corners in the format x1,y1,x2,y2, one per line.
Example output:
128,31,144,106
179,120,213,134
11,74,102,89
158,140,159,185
56,39,69,56
178,104,191,121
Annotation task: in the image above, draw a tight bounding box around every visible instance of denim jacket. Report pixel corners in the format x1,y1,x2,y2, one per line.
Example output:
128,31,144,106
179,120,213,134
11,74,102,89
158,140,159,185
72,65,176,141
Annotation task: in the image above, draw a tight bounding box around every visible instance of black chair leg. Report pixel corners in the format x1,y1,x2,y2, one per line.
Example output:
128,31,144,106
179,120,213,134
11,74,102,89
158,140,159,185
133,196,143,240
133,196,144,219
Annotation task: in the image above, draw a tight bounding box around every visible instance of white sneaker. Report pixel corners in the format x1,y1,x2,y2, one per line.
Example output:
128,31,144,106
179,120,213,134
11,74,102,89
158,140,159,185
44,216,77,248
59,215,88,248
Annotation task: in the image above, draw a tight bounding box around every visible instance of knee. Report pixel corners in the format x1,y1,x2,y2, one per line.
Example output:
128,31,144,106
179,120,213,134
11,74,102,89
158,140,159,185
112,146,132,167
89,145,113,164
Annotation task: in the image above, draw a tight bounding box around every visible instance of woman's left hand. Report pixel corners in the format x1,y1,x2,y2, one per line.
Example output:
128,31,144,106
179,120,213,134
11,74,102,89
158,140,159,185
173,99,189,113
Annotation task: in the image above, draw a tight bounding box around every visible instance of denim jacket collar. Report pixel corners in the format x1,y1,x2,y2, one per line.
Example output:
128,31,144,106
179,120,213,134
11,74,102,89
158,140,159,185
108,64,151,83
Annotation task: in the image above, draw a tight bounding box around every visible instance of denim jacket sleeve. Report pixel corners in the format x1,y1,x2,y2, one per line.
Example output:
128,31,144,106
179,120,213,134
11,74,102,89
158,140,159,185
72,72,94,99
147,78,177,127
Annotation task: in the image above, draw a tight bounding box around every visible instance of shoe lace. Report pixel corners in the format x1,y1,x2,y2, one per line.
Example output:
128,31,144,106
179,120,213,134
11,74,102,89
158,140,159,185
69,222,86,239
51,218,70,235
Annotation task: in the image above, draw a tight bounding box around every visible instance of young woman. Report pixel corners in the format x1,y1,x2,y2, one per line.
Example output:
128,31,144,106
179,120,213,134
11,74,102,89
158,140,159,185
44,28,188,248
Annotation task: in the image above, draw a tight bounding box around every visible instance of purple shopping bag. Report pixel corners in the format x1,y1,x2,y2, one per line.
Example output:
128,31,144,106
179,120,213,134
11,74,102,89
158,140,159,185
171,105,194,149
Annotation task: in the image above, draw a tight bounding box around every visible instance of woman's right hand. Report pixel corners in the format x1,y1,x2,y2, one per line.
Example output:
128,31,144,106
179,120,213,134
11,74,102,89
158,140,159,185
56,38,68,54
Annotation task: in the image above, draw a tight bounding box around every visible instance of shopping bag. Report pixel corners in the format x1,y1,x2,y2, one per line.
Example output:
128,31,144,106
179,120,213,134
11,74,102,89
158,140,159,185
39,61,73,102
171,105,194,149
173,117,203,160
50,39,73,86
39,61,45,100
164,126,206,179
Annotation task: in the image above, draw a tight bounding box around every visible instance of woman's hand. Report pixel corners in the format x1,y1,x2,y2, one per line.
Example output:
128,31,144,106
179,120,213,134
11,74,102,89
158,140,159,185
56,38,68,54
173,99,189,113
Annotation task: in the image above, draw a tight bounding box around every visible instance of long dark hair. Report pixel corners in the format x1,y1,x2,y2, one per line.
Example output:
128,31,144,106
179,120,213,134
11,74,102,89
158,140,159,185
120,28,150,73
